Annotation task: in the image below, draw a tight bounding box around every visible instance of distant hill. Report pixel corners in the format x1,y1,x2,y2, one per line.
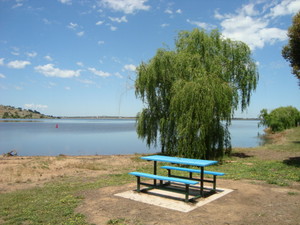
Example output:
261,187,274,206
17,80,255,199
0,105,56,119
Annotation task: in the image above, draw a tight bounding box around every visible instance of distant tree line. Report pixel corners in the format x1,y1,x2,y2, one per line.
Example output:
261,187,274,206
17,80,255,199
259,106,300,132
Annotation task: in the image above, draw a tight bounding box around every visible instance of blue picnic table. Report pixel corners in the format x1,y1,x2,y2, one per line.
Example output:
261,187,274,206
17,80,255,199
141,155,218,196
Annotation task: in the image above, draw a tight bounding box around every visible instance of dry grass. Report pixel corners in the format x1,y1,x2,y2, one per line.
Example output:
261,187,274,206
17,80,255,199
0,154,144,193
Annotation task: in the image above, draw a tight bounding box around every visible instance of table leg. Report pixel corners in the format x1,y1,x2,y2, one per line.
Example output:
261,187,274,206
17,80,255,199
153,161,157,186
200,167,204,196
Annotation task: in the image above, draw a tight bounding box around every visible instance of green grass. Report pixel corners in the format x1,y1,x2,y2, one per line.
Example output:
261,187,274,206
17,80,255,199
0,174,137,225
0,183,87,225
214,158,300,186
262,126,300,153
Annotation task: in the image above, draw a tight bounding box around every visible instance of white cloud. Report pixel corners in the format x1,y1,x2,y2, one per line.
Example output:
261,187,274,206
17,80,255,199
241,3,259,16
67,22,84,36
12,3,23,9
11,47,19,55
35,64,81,78
11,51,20,56
98,40,105,45
111,56,121,64
100,0,150,14
123,64,136,72
44,55,53,61
48,82,56,87
165,8,182,15
216,2,288,50
88,67,111,77
7,60,31,69
214,9,224,20
109,16,128,23
161,23,169,28
110,26,117,31
24,104,48,110
268,0,300,18
67,22,78,30
0,58,4,66
115,72,123,78
96,20,104,25
0,84,7,90
176,9,182,14
58,0,71,5
43,18,52,25
187,19,215,30
0,73,6,78
164,9,173,14
65,86,71,90
78,79,95,84
77,31,85,37
26,51,37,58
76,62,84,67
15,86,23,90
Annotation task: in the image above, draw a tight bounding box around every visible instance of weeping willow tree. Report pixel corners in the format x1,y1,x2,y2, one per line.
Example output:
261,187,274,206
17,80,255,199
135,29,258,159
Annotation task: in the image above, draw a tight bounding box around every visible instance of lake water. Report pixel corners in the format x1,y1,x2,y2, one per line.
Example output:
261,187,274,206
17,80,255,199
0,119,265,156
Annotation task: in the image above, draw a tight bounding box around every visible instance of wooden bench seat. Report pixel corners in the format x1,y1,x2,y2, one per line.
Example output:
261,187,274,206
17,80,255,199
129,172,199,202
161,166,224,191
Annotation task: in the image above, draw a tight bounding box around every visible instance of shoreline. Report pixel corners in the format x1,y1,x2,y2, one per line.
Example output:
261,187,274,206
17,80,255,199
1,117,260,120
0,127,299,224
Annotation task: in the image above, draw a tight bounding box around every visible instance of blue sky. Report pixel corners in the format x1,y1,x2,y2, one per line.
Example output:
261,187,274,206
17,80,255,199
0,0,299,117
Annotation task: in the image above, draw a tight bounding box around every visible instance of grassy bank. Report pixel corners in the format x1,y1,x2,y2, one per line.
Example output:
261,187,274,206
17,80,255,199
0,127,299,224
0,175,131,225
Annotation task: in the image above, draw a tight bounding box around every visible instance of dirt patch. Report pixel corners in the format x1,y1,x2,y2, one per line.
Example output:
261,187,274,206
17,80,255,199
77,180,300,225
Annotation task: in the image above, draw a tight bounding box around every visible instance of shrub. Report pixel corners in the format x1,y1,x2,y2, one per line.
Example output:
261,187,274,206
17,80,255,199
259,106,300,132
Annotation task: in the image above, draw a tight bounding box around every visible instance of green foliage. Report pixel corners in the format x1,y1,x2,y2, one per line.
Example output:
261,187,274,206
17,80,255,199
259,106,300,132
135,29,258,159
2,112,10,119
107,218,127,225
282,11,300,82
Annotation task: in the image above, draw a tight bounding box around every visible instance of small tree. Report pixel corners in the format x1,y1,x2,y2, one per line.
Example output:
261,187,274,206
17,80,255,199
259,106,300,132
135,29,258,159
2,112,10,119
282,11,300,83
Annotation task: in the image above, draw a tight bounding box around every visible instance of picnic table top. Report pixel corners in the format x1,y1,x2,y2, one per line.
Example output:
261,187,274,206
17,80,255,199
141,155,218,167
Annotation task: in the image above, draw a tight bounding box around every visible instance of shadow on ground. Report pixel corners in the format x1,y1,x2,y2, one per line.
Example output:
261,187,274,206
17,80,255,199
283,157,300,168
230,152,253,158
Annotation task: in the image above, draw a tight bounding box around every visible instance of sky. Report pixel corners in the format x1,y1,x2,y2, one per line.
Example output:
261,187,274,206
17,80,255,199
0,0,299,117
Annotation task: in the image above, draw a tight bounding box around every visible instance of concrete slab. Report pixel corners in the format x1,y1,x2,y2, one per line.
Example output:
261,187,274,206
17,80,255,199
115,186,233,212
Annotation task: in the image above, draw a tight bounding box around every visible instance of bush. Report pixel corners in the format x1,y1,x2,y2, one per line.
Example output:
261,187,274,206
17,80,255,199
2,112,10,118
259,106,300,132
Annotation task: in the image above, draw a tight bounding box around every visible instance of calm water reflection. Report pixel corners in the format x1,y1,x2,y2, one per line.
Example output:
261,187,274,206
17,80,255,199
0,119,264,156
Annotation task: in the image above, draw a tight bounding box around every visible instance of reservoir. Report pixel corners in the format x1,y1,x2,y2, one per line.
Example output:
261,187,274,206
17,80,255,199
0,119,264,156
